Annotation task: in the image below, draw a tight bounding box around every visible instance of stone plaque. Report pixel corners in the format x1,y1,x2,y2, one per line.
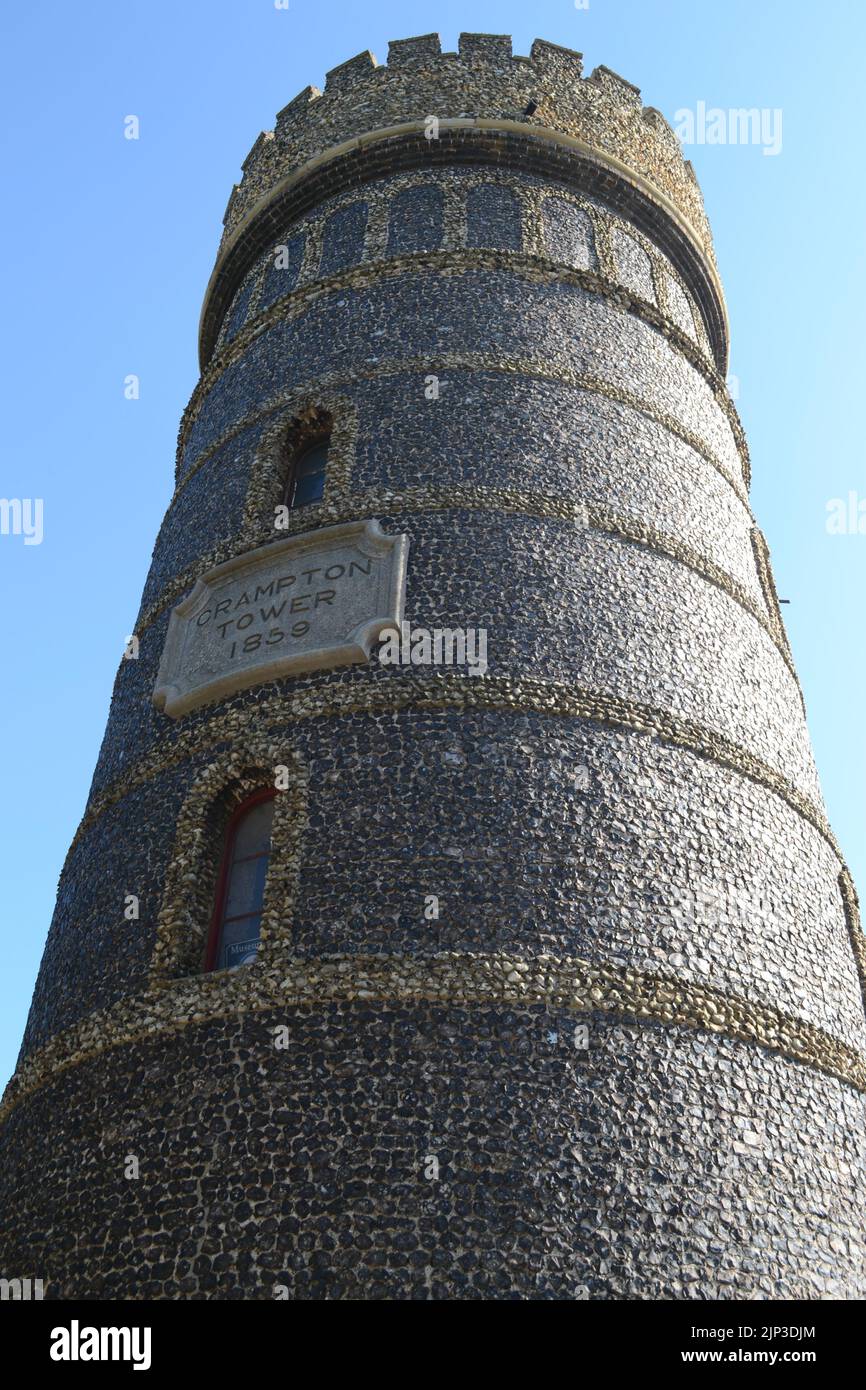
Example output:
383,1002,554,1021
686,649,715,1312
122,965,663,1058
153,519,409,718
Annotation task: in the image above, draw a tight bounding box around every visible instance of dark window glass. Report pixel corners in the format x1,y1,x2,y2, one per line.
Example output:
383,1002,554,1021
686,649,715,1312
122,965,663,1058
207,792,274,972
286,438,328,509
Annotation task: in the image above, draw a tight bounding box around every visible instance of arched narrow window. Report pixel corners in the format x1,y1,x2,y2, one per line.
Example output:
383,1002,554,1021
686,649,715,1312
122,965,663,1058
205,789,275,972
284,436,329,509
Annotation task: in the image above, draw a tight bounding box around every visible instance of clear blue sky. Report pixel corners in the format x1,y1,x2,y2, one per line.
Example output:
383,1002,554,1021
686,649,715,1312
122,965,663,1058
1,0,863,1090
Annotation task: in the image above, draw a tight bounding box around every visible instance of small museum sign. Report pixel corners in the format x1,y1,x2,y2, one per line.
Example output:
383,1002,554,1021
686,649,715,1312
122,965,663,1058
153,519,409,718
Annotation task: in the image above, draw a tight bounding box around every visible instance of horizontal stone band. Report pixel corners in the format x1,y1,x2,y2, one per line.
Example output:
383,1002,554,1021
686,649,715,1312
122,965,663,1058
176,352,749,507
2,950,864,1128
178,267,749,492
74,674,831,859
135,490,797,696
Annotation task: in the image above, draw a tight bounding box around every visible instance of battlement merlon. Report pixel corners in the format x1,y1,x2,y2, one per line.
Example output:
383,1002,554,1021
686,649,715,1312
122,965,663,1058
219,33,713,258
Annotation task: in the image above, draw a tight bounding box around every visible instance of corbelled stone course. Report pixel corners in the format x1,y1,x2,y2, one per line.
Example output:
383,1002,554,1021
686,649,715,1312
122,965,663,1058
201,119,728,372
218,36,712,266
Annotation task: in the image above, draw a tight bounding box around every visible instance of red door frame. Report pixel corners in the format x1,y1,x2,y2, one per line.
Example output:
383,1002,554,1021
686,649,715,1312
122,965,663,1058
203,787,276,973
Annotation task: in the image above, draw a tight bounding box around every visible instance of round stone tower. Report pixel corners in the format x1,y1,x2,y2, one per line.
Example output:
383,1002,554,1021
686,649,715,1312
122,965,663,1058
2,33,865,1300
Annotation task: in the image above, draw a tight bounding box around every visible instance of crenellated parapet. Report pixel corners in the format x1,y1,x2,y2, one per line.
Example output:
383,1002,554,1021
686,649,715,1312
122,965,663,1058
5,30,865,1305
221,36,707,250
201,35,724,371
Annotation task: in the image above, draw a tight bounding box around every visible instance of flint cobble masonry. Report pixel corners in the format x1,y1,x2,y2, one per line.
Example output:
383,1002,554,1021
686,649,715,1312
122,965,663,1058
1,33,864,1300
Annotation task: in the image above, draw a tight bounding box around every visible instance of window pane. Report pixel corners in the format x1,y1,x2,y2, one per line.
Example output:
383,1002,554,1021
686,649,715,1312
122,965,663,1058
223,854,269,923
292,470,325,507
296,442,328,476
219,916,262,971
231,798,274,860
288,437,329,510
213,796,274,972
